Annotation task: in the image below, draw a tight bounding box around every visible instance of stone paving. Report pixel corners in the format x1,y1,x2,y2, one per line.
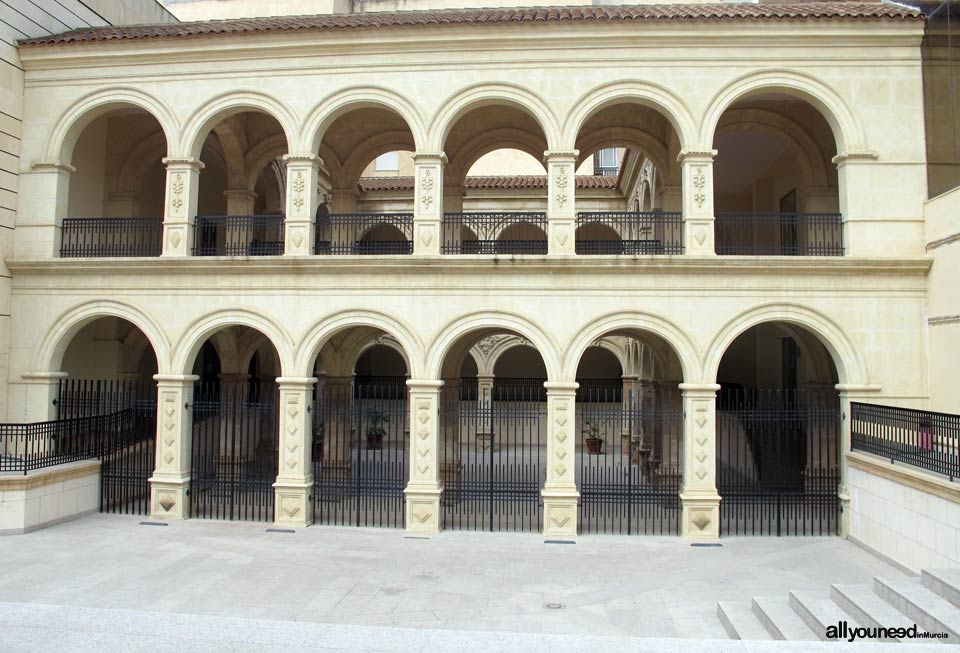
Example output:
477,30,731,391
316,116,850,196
0,513,928,649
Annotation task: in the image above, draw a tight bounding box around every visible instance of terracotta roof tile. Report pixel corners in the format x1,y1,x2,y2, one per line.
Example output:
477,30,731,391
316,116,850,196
358,175,618,192
19,4,921,47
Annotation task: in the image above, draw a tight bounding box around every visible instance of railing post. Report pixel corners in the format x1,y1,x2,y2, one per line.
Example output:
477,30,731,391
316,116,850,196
403,380,443,533
543,382,579,537
149,374,199,520
678,150,717,256
15,162,74,258
679,383,722,540
835,383,882,538
544,150,578,255
274,377,317,527
412,153,446,255
282,155,322,256
161,157,204,257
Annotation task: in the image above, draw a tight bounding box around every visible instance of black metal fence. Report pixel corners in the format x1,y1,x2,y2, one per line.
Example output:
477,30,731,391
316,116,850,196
715,212,844,256
852,402,959,481
60,217,163,257
442,212,548,255
0,411,126,474
315,213,413,255
575,379,623,403
193,215,285,256
493,378,547,402
716,388,840,536
575,212,683,255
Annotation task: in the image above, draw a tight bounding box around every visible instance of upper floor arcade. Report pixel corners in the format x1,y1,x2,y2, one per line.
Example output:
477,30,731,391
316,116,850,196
13,4,927,264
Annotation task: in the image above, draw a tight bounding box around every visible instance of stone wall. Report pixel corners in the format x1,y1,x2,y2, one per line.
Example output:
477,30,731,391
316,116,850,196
0,459,101,534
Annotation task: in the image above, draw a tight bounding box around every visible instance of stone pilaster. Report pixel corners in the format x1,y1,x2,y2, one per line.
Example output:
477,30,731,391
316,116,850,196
16,162,73,258
412,153,446,255
404,380,443,533
833,150,880,256
223,189,258,216
149,374,199,520
543,382,579,537
835,383,881,538
161,157,204,256
283,155,322,255
274,377,317,527
544,150,578,255
19,372,67,423
678,150,717,256
679,383,721,540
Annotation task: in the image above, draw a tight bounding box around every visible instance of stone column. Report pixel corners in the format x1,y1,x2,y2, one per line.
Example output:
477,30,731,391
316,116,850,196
543,382,579,537
679,382,721,540
149,374,199,520
678,150,717,256
103,191,141,218
661,184,682,214
833,151,882,256
544,150,578,255
329,187,359,215
161,157,204,256
412,153,446,255
835,383,881,538
15,162,73,258
283,155,322,256
404,380,444,534
620,375,639,455
223,189,257,215
274,377,316,527
438,377,460,488
476,374,494,451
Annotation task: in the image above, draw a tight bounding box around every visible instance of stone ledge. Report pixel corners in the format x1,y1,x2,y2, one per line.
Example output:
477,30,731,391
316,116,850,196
847,450,960,504
0,459,101,491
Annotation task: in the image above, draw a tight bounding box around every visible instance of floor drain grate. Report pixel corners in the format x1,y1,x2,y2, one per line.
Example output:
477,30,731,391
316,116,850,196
265,528,295,534
544,602,565,610
544,540,575,545
691,542,723,547
139,521,168,527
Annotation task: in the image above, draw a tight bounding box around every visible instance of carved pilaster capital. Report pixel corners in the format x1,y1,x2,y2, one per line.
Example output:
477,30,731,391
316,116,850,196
412,152,448,165
282,154,324,168
31,161,76,175
543,150,579,163
677,149,717,164
162,157,205,172
831,150,879,166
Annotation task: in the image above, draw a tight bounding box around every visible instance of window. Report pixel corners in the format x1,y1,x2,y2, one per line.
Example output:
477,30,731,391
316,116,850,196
593,148,620,176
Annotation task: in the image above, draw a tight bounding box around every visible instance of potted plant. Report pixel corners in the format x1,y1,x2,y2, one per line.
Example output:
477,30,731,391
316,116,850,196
584,418,604,455
366,407,389,450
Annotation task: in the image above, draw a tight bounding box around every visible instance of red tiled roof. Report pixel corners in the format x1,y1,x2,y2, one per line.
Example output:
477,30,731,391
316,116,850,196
358,175,619,192
19,4,921,47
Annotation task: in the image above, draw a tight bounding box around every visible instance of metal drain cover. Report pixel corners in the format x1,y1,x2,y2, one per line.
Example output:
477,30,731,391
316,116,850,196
544,602,565,610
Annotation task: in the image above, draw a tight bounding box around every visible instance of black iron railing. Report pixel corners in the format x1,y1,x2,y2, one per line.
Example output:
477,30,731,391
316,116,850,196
315,213,413,255
715,212,843,256
0,410,129,474
575,211,683,255
193,215,285,256
442,212,548,255
575,379,624,403
852,402,959,481
60,217,163,257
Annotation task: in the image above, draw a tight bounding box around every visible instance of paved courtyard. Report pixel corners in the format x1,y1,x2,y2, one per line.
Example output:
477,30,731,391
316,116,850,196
0,513,936,650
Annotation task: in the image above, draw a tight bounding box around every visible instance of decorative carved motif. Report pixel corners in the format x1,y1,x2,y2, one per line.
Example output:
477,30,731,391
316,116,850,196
555,165,569,208
694,228,707,246
281,496,301,518
691,512,711,531
550,508,571,528
171,173,184,210
420,168,435,209
691,404,711,484
415,398,433,478
158,492,176,513
292,170,305,210
474,335,510,358
161,393,178,468
692,167,706,209
168,229,182,250
284,395,300,472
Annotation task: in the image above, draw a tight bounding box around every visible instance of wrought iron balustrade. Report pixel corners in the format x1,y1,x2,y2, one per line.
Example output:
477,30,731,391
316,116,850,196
314,213,413,255
60,217,163,257
442,212,548,255
852,402,959,481
193,215,285,256
575,211,683,255
715,212,843,256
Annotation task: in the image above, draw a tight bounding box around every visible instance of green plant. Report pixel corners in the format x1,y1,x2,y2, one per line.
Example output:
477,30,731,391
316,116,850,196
366,407,389,436
584,418,602,439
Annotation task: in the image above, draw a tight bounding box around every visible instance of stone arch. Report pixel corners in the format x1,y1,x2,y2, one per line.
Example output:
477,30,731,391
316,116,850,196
703,302,868,387
242,134,289,192
428,82,560,152
45,87,178,165
33,299,171,374
574,126,671,179
426,311,561,381
180,90,298,160
171,308,294,377
700,69,867,154
353,337,411,375
446,127,547,184
116,132,169,194
302,85,427,154
561,312,701,384
561,80,698,152
338,130,416,188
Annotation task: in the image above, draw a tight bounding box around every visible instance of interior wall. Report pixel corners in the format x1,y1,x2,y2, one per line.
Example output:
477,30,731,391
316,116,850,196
67,119,108,218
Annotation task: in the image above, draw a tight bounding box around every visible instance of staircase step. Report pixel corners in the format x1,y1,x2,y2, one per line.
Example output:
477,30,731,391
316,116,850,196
831,583,919,637
874,576,960,640
921,568,960,609
788,590,861,641
717,601,773,640
751,596,819,641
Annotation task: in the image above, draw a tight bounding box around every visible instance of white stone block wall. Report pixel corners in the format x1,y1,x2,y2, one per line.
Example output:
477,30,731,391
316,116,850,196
0,460,100,534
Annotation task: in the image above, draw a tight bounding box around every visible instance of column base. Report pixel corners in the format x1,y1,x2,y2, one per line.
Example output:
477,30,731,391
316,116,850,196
273,479,314,528
680,492,721,540
149,476,190,520
838,487,851,539
542,488,579,538
404,484,442,534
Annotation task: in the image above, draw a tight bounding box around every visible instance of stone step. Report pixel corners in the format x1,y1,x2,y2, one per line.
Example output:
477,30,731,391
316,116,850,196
874,576,960,641
751,597,819,641
788,590,862,642
921,569,960,609
717,601,773,641
831,583,921,638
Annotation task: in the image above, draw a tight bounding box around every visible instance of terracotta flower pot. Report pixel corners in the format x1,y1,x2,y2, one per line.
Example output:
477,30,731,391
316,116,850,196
586,437,603,455
367,432,384,450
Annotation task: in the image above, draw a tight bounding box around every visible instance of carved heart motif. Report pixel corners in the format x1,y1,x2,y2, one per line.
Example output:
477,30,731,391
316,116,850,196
417,428,429,440
169,231,182,248
286,457,297,469
694,228,707,246
159,495,176,512
291,230,304,248
557,229,568,245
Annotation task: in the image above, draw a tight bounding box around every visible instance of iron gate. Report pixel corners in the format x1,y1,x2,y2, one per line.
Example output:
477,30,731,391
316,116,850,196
190,381,278,521
716,388,840,536
58,378,157,516
577,385,683,535
313,381,408,527
440,384,545,531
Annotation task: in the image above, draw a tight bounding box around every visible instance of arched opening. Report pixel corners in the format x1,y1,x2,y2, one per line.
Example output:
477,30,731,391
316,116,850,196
310,328,410,528
573,332,684,535
194,111,289,256
715,322,840,536
574,223,621,256
61,107,168,257
712,95,842,256
188,325,281,522
494,221,547,256
438,330,549,532
573,102,683,255
355,223,412,255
